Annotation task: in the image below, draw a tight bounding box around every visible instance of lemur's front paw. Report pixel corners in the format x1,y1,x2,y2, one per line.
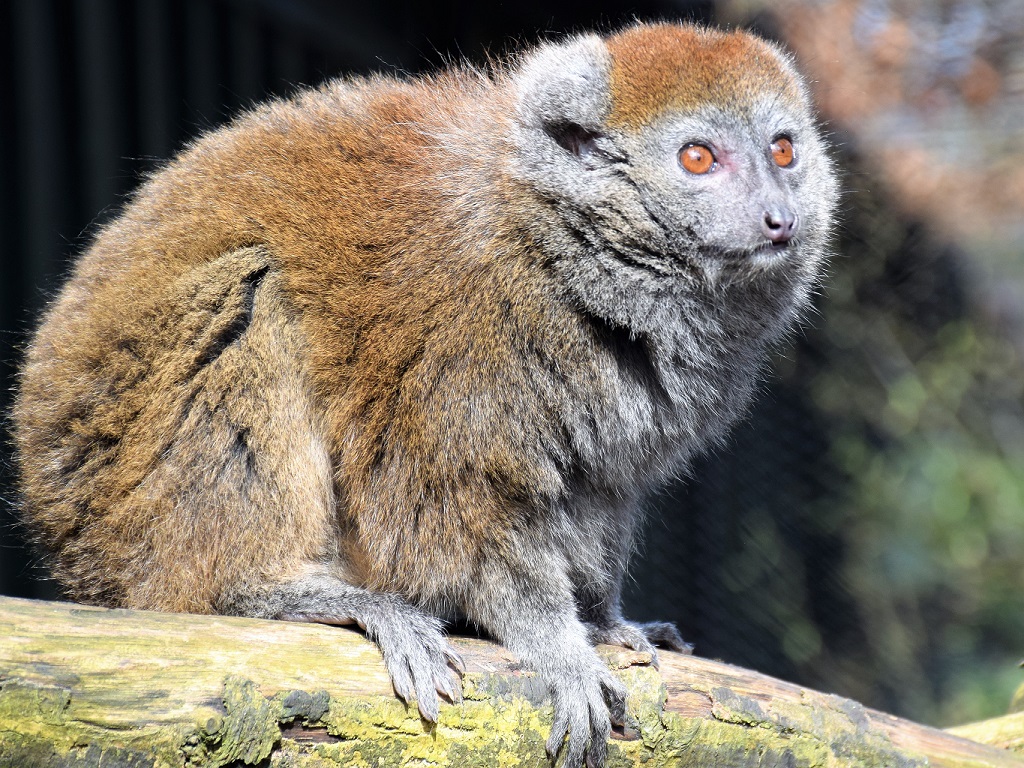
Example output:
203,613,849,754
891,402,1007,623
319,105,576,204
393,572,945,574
545,660,625,768
364,603,464,721
586,620,693,667
636,621,692,654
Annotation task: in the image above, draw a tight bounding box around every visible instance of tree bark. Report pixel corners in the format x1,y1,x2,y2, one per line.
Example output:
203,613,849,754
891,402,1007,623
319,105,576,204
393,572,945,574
0,595,1020,767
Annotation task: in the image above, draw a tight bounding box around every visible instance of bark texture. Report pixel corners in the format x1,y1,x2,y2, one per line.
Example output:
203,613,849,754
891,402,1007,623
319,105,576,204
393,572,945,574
0,596,1021,767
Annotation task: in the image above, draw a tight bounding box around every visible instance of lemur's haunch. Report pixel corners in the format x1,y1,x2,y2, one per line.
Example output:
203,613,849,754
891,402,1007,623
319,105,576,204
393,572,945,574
15,22,838,768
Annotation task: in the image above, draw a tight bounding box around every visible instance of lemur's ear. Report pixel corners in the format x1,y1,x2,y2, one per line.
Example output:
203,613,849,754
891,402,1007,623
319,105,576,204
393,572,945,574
513,35,612,137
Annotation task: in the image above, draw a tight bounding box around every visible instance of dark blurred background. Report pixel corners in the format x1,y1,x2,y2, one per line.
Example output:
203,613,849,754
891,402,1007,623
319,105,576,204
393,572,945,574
4,0,1024,729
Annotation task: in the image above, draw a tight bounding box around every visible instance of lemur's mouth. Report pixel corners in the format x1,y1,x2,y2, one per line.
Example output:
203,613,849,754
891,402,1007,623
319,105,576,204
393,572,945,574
716,239,793,262
751,240,793,259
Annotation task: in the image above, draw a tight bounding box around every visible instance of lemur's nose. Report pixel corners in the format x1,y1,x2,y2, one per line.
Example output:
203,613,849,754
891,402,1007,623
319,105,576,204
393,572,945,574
762,208,798,244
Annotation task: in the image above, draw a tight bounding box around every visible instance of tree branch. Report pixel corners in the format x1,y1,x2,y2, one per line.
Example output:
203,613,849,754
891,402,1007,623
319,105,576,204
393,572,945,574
0,596,1020,767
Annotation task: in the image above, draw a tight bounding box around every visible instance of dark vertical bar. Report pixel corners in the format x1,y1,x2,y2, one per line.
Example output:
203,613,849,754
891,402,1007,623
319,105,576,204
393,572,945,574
0,0,22,313
6,0,77,599
72,0,131,221
136,0,176,162
228,4,263,108
11,0,72,306
184,0,223,129
0,0,26,600
270,31,308,96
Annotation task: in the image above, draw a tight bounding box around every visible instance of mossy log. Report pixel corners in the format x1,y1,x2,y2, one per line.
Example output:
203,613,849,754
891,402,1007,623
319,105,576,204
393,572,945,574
949,682,1024,755
0,596,1021,768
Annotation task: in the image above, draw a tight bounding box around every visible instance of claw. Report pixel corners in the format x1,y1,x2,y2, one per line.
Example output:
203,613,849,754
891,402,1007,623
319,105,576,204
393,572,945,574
448,684,463,704
606,695,626,728
546,710,569,759
586,739,608,768
436,671,463,703
545,738,559,760
444,648,467,675
565,726,589,768
390,664,414,704
416,689,440,723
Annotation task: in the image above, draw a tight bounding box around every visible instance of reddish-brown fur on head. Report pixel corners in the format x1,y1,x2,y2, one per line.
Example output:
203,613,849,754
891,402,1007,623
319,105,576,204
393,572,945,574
605,23,804,130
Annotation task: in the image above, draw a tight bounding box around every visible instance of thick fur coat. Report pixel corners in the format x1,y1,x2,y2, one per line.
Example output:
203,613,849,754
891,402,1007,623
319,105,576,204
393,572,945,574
15,23,837,767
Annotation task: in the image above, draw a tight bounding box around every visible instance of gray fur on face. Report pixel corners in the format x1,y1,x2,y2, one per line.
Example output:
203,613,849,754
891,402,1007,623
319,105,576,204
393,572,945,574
509,47,837,471
477,33,837,767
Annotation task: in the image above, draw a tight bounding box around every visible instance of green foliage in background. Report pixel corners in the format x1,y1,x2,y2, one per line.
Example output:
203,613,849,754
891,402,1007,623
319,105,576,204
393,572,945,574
796,159,1024,726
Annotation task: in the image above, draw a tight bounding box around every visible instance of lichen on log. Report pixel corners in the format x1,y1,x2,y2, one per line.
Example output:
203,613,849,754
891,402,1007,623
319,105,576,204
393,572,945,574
0,596,1021,767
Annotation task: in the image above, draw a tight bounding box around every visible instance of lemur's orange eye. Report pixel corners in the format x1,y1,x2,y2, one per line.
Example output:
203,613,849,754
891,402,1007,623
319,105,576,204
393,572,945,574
771,137,794,167
678,144,715,174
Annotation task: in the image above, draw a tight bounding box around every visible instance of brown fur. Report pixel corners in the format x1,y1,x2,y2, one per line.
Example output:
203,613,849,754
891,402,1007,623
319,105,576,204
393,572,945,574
16,70,581,607
606,24,803,129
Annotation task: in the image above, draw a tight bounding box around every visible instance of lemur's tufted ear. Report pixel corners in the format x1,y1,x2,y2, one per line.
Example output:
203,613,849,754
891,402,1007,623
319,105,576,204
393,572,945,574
513,35,612,135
